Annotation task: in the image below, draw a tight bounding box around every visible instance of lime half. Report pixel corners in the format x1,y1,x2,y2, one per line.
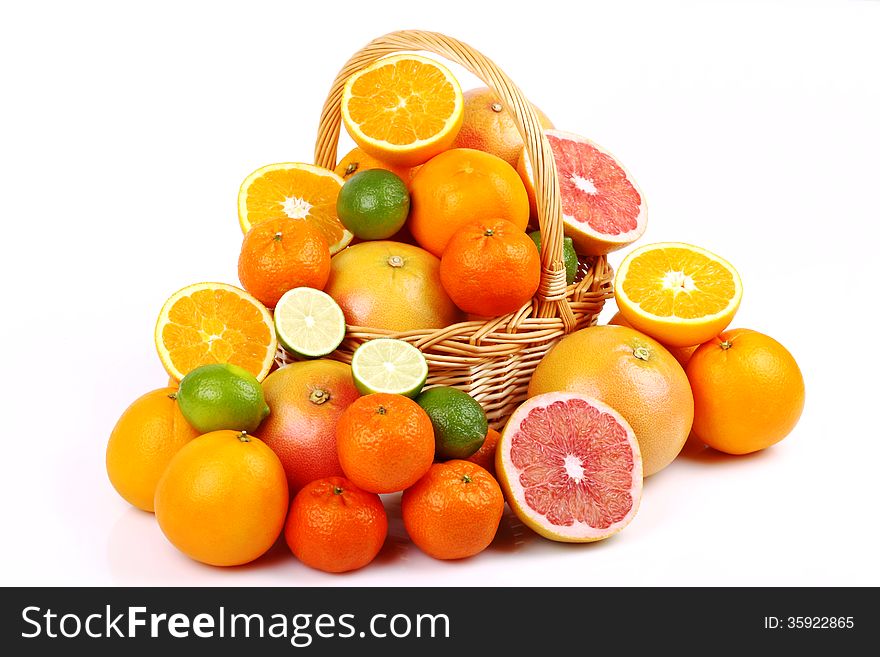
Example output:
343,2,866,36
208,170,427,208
274,287,346,358
351,338,428,397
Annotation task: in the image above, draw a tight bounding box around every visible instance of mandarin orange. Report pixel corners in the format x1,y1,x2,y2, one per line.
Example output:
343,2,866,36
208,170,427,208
439,218,540,316
238,217,330,308
284,476,387,573
402,460,503,560
336,393,435,494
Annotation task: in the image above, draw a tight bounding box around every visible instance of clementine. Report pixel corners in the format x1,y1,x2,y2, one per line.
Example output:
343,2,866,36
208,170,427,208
238,217,331,308
154,430,289,566
408,148,529,257
402,460,504,560
465,427,501,479
686,328,805,454
284,476,387,573
336,393,435,494
440,218,540,316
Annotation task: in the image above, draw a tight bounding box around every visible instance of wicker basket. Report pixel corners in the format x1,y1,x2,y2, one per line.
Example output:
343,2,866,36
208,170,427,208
277,30,613,429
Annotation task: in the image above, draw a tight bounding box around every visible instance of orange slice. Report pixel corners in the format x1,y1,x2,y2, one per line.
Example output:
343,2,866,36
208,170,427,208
155,282,277,381
341,54,464,167
614,242,743,347
238,162,352,254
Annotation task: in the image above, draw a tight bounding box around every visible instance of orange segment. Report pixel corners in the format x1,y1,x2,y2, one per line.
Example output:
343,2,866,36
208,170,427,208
341,54,464,167
614,242,743,347
237,162,352,254
155,282,277,381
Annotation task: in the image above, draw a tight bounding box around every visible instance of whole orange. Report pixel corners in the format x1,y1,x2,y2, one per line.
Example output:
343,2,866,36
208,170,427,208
284,476,387,573
336,393,435,494
154,430,289,566
238,217,331,308
440,218,540,316
106,387,200,512
324,241,463,332
259,360,361,494
465,427,501,479
528,325,694,477
609,311,699,367
402,460,504,560
451,87,554,166
686,328,805,454
334,147,418,185
408,148,529,257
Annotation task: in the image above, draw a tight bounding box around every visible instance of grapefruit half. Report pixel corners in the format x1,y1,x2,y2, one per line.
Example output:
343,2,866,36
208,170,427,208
496,392,642,543
517,129,647,255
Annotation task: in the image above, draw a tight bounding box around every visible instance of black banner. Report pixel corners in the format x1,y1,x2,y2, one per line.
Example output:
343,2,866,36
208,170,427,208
0,587,873,653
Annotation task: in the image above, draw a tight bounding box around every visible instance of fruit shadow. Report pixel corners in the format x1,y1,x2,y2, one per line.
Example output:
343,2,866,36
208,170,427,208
675,432,777,465
487,506,540,554
372,493,417,565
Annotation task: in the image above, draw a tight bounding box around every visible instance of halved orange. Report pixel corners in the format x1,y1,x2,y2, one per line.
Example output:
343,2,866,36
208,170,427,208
155,282,277,381
614,242,743,347
341,54,464,167
238,162,352,254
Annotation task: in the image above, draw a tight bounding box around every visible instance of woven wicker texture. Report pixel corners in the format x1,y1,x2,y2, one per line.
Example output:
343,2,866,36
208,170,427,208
278,30,613,428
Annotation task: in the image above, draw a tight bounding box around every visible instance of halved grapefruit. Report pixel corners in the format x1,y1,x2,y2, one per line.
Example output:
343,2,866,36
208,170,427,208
517,129,647,255
496,392,642,543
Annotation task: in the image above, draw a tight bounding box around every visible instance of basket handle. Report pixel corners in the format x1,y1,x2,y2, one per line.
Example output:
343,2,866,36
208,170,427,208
314,30,575,328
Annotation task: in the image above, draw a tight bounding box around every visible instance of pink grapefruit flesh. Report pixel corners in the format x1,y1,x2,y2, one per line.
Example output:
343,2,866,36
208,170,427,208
496,392,642,542
519,129,647,255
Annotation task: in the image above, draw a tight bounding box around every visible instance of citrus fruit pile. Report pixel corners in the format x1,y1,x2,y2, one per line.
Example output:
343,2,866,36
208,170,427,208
106,50,805,572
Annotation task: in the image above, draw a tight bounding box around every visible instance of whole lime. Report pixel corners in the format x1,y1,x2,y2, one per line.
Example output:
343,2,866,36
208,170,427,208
336,169,410,240
528,231,578,286
177,363,270,433
415,386,488,459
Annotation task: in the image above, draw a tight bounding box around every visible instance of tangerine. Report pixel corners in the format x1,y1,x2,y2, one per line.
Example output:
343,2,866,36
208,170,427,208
284,476,387,573
238,217,331,308
440,218,540,316
336,393,435,494
402,460,503,560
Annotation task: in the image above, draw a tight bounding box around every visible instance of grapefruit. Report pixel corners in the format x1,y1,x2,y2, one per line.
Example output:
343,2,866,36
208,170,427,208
528,325,694,477
451,87,554,166
609,311,699,367
517,130,647,255
258,360,361,493
324,241,463,332
496,393,642,543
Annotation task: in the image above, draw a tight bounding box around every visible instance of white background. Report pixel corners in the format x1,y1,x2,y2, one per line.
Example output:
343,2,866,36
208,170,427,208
2,0,878,586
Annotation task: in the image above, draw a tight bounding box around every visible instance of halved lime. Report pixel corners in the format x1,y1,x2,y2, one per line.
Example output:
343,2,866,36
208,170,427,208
351,338,428,397
274,287,346,358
